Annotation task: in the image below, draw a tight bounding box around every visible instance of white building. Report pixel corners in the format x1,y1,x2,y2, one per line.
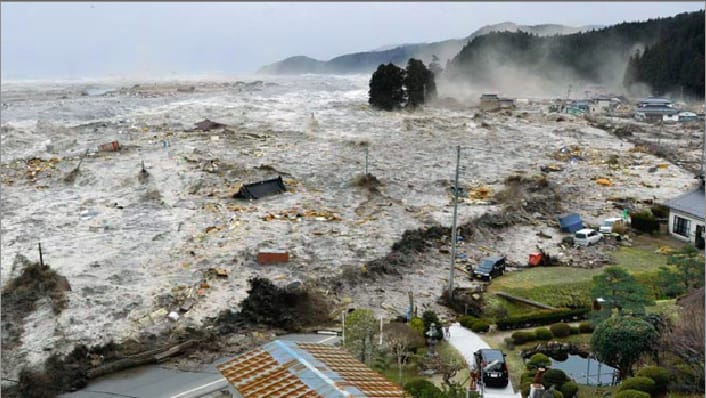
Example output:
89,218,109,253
665,187,705,249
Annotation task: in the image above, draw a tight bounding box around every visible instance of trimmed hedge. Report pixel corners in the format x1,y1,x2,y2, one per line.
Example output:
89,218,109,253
527,353,551,371
560,382,578,398
614,390,651,398
535,327,554,340
578,322,594,333
619,377,655,394
496,307,590,330
470,320,490,333
512,331,537,344
636,366,671,390
569,326,580,335
549,323,572,338
542,368,569,389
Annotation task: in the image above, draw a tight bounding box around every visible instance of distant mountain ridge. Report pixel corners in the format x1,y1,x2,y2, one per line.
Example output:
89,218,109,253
258,22,602,75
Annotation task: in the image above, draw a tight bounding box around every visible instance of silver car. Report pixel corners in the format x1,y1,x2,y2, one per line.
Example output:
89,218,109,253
574,228,603,246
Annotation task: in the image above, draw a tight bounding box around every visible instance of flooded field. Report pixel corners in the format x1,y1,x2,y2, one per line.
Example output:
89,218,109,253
1,74,700,379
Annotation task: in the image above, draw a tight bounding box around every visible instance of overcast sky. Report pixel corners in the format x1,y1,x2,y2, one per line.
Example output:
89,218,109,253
1,2,703,80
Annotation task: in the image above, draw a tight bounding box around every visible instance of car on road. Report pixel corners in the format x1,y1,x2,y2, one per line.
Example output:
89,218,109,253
468,256,506,282
473,348,509,388
574,228,603,246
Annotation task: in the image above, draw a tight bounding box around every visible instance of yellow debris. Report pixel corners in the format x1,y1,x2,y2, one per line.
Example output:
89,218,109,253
596,178,613,187
655,246,673,255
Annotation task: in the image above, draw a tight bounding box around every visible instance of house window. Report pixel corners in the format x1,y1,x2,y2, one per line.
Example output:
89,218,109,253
673,215,690,237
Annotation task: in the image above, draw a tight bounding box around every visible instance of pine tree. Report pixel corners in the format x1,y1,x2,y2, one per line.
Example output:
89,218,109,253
368,63,406,111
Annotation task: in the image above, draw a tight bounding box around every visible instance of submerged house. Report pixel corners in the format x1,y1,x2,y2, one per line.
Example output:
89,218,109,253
234,177,287,199
664,182,705,249
634,97,679,123
480,93,515,111
217,340,406,397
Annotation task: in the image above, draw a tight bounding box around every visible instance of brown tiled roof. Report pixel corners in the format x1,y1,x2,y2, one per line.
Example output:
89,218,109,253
217,340,407,398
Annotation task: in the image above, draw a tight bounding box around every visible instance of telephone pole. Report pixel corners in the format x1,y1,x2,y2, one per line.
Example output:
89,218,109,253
448,145,461,301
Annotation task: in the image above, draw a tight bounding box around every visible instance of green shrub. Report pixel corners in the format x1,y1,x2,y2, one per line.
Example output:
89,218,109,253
651,204,669,219
549,323,571,338
560,381,579,398
614,390,651,398
409,317,425,335
459,315,478,329
535,327,554,340
470,320,490,333
404,379,443,398
636,366,671,390
496,307,590,330
526,353,551,371
569,326,580,334
512,331,537,344
619,376,655,394
578,322,594,333
552,391,564,398
541,368,569,389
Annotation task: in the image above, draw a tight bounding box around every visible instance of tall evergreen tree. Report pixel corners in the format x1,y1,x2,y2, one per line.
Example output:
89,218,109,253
405,58,428,108
368,63,406,111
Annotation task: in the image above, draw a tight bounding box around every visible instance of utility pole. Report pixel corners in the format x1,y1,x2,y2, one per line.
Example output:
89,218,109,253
448,145,461,301
365,147,369,176
341,311,346,345
38,242,44,267
379,316,384,345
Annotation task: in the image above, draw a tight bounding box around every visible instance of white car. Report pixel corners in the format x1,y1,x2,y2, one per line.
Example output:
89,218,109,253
599,217,623,234
574,228,603,246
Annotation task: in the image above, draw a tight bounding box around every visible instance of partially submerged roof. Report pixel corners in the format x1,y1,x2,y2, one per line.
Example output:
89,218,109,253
235,176,287,199
194,118,227,131
665,187,705,220
217,340,406,398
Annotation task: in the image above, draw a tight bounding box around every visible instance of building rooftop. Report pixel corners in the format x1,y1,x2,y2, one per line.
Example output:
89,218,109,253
217,340,406,398
665,187,705,220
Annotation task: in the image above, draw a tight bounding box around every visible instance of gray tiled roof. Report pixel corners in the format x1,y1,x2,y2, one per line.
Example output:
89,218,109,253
665,188,705,220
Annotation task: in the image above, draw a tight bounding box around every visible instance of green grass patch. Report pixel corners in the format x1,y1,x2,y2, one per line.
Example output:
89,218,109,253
485,295,540,319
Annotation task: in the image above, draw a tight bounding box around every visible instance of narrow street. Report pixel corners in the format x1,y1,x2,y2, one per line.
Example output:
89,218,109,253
448,323,521,397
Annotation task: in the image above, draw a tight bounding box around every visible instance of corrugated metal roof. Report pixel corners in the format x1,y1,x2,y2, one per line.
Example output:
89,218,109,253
665,188,705,220
218,340,407,398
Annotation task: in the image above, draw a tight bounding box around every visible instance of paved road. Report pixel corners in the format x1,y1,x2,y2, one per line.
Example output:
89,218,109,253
61,333,340,398
447,323,520,397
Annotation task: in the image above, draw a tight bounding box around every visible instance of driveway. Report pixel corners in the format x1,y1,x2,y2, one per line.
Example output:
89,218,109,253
448,323,520,397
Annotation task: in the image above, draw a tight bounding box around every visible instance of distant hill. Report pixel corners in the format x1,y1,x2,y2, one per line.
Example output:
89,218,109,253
445,10,704,98
257,22,602,75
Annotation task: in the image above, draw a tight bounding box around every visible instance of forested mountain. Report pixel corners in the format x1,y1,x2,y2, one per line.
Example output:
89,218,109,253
258,22,601,75
445,10,704,98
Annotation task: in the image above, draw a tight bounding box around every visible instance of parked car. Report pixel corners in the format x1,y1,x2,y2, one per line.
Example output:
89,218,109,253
473,349,509,388
574,228,603,246
468,256,506,282
599,217,623,234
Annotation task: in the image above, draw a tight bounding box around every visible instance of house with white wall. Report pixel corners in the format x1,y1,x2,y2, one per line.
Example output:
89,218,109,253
665,186,705,249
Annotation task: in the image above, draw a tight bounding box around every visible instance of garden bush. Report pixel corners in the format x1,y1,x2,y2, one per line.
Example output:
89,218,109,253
470,320,490,333
560,381,579,398
549,323,571,338
636,366,671,391
569,326,580,334
520,371,536,386
526,353,551,371
578,322,594,333
512,331,537,344
614,390,650,398
541,368,569,389
459,315,478,329
551,391,564,398
404,379,443,398
619,376,655,394
534,327,554,340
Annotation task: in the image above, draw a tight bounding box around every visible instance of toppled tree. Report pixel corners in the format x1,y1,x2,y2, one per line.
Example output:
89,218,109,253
1,254,71,350
368,63,406,111
239,277,331,332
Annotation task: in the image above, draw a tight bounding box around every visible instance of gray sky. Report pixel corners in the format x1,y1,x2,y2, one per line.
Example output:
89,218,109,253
1,1,703,80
